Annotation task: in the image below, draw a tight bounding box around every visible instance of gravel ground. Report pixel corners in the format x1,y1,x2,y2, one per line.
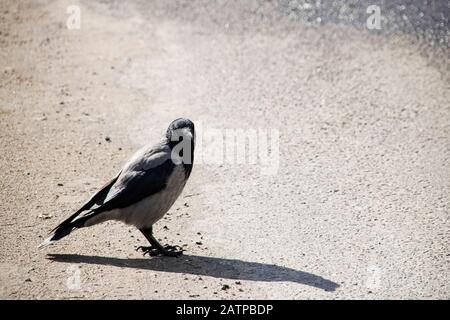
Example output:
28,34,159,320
0,0,449,299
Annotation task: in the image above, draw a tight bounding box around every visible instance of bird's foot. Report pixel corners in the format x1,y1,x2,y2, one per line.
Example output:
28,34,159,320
136,245,161,257
136,245,183,257
160,245,184,257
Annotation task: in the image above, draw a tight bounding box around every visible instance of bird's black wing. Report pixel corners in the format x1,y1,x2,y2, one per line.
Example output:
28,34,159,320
50,170,121,233
88,157,176,215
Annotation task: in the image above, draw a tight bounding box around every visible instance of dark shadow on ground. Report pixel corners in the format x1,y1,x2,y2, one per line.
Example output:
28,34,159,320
48,253,339,292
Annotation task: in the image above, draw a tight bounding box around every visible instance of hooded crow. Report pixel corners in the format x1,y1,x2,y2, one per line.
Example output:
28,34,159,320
40,118,195,257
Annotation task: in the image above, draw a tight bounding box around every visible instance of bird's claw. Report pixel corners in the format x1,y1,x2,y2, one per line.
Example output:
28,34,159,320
162,244,184,257
136,245,183,257
136,245,160,257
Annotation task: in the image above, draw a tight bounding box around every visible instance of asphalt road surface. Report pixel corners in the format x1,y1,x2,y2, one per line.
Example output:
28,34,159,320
0,0,448,299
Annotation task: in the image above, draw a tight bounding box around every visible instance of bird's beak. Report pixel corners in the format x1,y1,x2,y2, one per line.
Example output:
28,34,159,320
184,128,194,142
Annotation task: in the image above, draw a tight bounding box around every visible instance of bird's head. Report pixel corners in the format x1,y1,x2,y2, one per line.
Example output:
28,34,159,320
166,118,195,167
166,118,195,142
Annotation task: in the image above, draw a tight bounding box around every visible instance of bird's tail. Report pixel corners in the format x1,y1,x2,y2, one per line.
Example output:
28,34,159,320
38,211,92,248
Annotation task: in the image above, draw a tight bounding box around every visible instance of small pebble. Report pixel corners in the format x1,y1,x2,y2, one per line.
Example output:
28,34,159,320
38,214,53,219
221,284,230,291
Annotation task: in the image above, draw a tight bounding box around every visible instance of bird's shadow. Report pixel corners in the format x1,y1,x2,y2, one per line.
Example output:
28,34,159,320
47,253,339,292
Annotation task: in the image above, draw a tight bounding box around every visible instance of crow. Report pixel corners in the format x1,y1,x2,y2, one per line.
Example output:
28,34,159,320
40,118,195,257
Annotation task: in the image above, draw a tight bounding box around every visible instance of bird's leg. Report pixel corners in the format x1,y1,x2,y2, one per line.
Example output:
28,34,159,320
136,226,160,256
137,226,183,257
